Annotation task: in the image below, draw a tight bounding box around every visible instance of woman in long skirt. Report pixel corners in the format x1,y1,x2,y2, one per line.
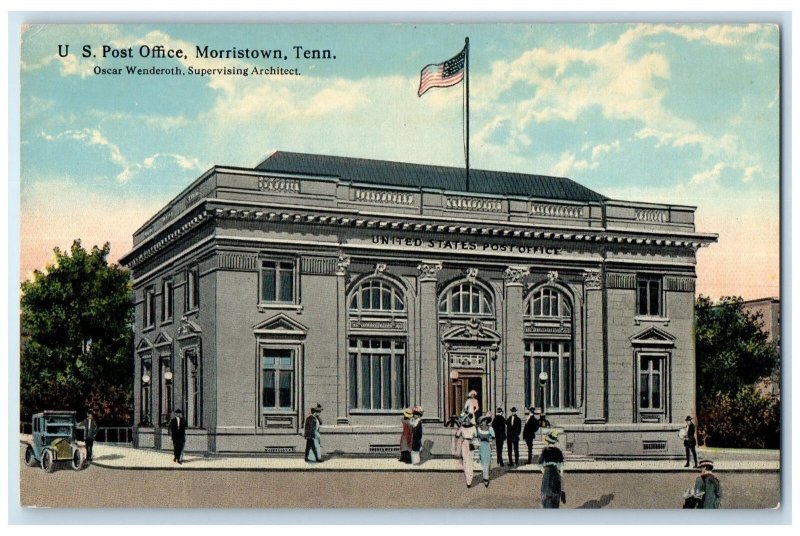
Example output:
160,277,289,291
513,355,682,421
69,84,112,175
410,406,424,465
476,416,496,487
399,408,413,464
455,413,477,488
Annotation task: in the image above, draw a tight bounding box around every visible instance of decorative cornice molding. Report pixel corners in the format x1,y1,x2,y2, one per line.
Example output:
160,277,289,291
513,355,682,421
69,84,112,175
122,202,716,271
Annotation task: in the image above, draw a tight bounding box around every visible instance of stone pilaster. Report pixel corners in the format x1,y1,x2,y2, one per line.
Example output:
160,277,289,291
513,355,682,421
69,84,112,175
583,268,606,423
417,261,442,421
335,254,351,424
503,266,528,410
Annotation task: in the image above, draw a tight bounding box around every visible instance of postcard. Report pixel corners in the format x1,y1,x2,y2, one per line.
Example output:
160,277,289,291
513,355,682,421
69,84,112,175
17,21,781,511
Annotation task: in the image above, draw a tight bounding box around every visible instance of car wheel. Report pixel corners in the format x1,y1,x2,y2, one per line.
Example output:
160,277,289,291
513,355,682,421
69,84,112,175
24,446,37,467
72,448,86,470
42,449,56,473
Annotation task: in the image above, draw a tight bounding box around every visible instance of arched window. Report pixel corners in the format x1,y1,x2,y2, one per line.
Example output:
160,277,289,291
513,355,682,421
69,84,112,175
438,281,494,316
527,286,572,319
347,276,407,411
524,285,575,409
349,278,406,313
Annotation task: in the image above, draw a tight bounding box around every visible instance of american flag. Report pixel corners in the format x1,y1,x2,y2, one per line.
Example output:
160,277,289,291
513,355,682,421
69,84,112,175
417,45,467,97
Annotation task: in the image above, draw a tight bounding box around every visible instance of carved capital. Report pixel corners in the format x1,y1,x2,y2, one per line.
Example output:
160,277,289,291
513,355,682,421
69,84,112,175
417,261,442,282
336,253,351,276
504,266,529,285
583,269,602,290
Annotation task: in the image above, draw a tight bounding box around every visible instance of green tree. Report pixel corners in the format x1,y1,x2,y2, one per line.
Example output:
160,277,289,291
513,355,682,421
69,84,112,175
21,240,133,425
695,295,780,447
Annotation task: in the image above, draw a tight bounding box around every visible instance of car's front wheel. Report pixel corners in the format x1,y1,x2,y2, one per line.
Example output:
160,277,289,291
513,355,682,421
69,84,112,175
41,449,56,473
71,448,86,470
24,446,37,467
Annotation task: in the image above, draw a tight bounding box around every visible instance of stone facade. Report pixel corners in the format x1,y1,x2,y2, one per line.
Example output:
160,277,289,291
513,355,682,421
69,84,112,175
121,153,717,458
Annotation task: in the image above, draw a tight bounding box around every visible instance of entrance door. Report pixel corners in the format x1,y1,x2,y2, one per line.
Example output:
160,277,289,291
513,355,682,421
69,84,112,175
449,375,484,420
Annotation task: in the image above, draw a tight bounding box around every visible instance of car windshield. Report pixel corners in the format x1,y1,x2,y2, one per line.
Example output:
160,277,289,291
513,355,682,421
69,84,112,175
45,425,73,436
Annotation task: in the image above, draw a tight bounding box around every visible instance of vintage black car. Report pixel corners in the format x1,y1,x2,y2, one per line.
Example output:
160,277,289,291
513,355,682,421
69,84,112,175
24,411,87,473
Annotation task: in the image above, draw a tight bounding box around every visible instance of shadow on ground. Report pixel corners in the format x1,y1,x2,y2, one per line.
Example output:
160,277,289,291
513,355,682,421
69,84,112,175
577,493,615,508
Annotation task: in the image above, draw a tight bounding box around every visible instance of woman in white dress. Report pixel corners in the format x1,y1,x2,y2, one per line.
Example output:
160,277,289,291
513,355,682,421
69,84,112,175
463,390,479,425
455,413,477,488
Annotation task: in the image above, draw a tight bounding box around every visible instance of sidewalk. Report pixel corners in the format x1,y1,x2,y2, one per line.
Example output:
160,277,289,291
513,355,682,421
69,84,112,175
20,437,779,473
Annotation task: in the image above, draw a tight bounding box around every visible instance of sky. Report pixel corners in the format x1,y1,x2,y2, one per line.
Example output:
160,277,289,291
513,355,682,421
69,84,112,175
18,22,780,300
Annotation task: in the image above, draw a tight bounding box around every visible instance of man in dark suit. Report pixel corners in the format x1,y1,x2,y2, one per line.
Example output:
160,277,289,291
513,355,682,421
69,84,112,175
80,412,99,462
523,406,541,465
684,415,698,468
304,404,323,462
168,408,187,464
491,408,507,467
506,407,521,467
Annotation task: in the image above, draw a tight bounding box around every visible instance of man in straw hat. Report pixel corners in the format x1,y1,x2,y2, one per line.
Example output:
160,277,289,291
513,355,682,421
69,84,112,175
693,459,722,509
537,430,565,508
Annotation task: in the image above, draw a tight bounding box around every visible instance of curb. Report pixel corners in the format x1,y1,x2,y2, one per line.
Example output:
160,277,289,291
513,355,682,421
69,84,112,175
87,461,780,474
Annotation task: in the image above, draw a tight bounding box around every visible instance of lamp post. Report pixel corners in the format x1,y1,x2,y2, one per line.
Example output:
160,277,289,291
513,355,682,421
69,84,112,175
538,371,549,428
142,371,151,426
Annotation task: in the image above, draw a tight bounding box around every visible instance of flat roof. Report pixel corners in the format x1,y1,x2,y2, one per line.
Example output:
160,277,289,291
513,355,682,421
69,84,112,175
256,151,608,203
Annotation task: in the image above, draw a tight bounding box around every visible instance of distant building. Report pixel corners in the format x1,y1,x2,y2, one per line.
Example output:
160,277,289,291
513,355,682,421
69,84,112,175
120,151,717,458
742,297,781,398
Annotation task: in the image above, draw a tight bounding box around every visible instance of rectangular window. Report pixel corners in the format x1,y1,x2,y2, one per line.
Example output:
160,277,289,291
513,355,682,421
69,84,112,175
144,287,155,328
637,275,662,316
639,355,664,410
161,279,173,322
261,348,295,411
261,260,296,303
525,341,573,409
349,338,406,410
186,266,199,311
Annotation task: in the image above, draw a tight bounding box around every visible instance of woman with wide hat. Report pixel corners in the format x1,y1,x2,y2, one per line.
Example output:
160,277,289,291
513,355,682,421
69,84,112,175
455,412,477,488
398,408,413,464
464,390,480,424
693,459,722,509
537,430,565,508
476,415,496,487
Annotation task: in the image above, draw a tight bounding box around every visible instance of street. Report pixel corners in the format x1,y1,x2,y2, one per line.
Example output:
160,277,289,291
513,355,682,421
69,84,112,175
19,448,779,509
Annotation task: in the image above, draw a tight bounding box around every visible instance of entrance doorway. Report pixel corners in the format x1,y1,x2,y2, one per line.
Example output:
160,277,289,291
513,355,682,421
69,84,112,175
449,374,485,421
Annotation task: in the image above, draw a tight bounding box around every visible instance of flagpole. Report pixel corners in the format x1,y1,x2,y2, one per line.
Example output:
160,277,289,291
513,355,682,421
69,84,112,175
465,37,470,192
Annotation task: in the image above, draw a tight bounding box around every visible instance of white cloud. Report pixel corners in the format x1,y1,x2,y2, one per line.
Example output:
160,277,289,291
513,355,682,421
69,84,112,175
40,128,126,167
39,128,201,182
